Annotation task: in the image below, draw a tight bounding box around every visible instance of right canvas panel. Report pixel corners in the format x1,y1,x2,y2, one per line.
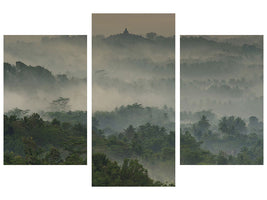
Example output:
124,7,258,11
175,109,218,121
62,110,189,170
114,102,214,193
180,35,263,165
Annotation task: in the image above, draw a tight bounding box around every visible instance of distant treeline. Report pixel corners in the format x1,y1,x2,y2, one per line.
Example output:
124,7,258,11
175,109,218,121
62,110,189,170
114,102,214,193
93,31,175,48
93,103,174,135
6,108,87,125
181,110,217,123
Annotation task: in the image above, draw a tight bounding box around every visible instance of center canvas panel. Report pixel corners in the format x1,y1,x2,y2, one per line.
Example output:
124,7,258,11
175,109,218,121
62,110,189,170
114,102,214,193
92,14,175,186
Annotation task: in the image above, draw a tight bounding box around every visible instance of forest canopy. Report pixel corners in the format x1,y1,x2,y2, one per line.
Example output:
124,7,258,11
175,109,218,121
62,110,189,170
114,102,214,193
4,113,87,165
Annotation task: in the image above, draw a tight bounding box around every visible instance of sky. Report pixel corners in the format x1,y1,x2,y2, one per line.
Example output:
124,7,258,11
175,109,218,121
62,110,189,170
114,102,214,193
92,14,175,37
4,35,87,78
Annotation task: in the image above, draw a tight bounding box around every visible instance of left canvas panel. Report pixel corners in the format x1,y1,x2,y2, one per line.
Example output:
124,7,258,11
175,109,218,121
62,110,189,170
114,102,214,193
4,35,87,165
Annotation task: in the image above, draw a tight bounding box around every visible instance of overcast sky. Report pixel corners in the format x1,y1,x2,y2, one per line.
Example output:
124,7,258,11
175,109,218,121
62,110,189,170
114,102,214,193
4,35,87,78
92,14,175,37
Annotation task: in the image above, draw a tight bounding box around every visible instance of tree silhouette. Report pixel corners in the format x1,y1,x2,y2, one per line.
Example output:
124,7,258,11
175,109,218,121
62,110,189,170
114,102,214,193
50,97,70,111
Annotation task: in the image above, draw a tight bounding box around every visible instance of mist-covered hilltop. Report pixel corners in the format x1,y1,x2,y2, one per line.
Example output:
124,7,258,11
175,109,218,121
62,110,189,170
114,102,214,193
4,61,86,112
180,36,263,120
93,29,175,111
4,35,87,78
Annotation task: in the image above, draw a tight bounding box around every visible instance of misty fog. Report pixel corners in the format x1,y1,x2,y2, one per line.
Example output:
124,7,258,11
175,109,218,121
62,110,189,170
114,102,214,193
92,30,175,112
180,36,263,120
4,62,86,113
4,35,87,113
4,35,87,78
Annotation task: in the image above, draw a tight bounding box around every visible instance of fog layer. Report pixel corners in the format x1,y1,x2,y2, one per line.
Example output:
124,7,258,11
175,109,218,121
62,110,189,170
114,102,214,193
93,30,175,111
180,36,263,120
4,35,87,78
4,35,87,113
4,62,86,112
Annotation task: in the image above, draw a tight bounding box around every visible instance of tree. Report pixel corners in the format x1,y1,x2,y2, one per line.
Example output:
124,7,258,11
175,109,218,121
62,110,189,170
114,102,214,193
124,125,135,140
216,151,228,164
92,153,122,186
92,117,99,133
4,113,87,165
50,97,70,111
248,116,262,132
6,108,29,118
52,118,60,126
23,137,41,164
237,147,252,164
92,153,162,186
146,32,157,40
26,113,44,128
180,131,203,164
131,133,143,156
193,115,211,138
4,152,25,165
120,158,154,186
249,116,258,128
219,116,247,136
64,153,85,165
180,131,215,165
44,147,63,164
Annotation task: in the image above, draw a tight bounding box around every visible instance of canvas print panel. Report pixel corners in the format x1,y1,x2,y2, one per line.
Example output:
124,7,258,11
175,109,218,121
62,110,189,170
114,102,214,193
92,14,175,186
4,35,87,165
180,35,263,165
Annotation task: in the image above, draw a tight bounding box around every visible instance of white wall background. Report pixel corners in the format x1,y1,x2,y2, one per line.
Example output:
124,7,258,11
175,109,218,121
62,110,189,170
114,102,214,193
0,0,266,200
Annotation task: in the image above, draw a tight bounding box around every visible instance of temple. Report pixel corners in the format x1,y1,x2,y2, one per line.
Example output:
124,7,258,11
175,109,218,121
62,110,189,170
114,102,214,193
123,28,129,34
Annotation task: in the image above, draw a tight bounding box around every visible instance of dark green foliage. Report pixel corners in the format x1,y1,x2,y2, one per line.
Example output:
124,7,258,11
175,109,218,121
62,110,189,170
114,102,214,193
216,151,228,164
5,108,30,119
93,123,174,162
193,115,211,139
23,136,42,164
44,147,63,165
4,152,25,165
4,113,87,165
52,118,61,126
248,116,263,134
181,115,263,165
93,122,175,184
92,153,161,186
65,153,86,165
180,131,215,165
219,116,247,135
120,159,153,186
92,153,126,186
